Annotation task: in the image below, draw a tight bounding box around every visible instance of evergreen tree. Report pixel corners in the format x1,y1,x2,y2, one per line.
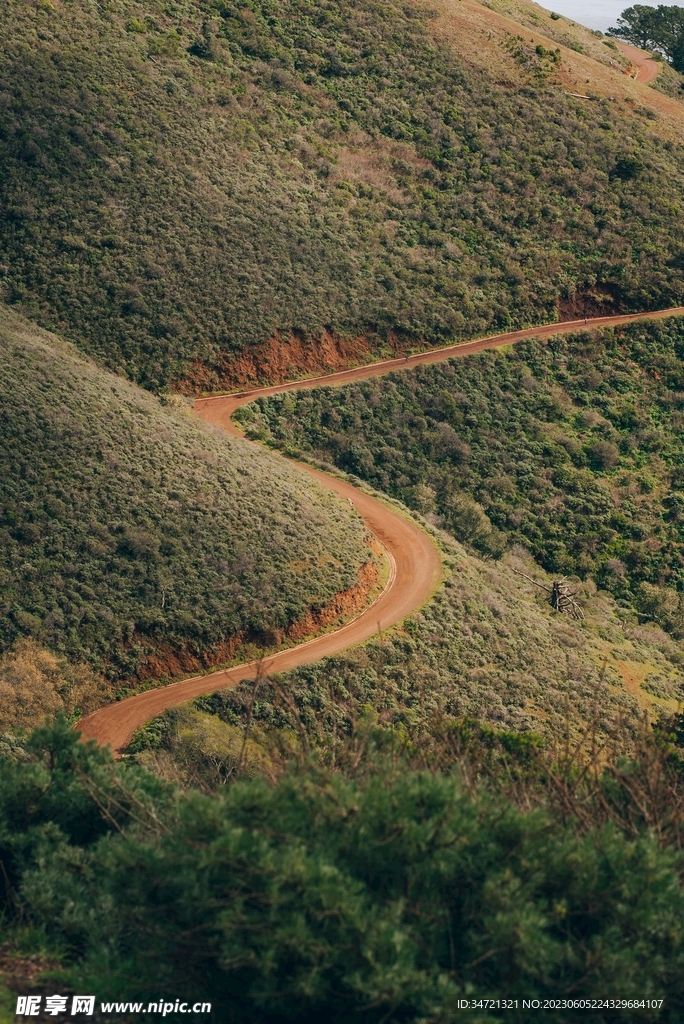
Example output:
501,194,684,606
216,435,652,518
609,4,684,66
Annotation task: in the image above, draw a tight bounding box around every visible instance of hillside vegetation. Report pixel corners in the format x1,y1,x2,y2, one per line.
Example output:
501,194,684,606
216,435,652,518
2,0,684,388
242,315,684,636
131,510,684,798
3,721,684,1021
0,640,113,733
0,310,371,683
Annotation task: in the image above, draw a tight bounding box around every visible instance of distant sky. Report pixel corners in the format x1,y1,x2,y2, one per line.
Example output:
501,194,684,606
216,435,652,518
535,0,684,33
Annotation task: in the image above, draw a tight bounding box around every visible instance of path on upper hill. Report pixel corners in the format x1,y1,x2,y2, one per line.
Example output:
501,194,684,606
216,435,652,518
616,42,661,84
78,306,684,754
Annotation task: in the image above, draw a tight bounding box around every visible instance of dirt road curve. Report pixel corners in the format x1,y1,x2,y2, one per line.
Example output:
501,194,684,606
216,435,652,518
616,41,661,84
78,306,684,754
78,468,441,753
193,307,684,435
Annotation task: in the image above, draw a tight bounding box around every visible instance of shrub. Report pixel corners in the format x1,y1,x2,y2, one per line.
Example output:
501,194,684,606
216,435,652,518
588,438,620,468
3,721,684,1018
612,155,644,180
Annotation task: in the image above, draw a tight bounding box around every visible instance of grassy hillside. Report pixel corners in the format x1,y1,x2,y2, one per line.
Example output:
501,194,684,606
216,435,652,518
0,309,371,682
240,314,684,637
131,505,684,796
2,0,684,389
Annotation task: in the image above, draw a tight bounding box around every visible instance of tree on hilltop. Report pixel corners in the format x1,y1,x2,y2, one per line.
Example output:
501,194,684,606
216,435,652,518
609,4,684,71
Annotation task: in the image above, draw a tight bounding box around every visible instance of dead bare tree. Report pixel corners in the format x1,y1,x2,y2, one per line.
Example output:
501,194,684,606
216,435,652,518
511,567,584,619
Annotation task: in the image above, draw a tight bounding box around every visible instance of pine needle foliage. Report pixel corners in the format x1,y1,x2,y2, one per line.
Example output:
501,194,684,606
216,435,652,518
2,719,684,1021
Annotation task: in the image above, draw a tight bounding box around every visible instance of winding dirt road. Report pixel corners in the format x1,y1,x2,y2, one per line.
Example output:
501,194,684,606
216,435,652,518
616,41,661,84
78,306,684,754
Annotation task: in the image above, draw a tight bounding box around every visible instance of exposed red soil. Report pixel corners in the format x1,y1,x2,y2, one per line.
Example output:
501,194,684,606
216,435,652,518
287,558,379,640
616,41,661,84
128,559,379,681
174,328,409,396
175,302,653,396
136,635,246,681
78,306,684,756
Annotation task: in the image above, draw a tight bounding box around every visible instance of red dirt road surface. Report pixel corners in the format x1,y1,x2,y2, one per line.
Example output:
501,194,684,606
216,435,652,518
616,41,661,84
195,309,684,432
78,307,684,754
78,469,441,754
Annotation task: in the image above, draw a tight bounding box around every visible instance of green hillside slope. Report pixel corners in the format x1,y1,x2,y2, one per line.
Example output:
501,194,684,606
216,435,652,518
133,518,684,793
0,309,370,682
241,314,684,637
2,0,684,388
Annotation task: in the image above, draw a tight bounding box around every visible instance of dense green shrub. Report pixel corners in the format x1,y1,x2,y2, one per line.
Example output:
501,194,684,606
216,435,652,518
0,312,370,679
2,720,684,1021
1,1,684,387
242,315,684,634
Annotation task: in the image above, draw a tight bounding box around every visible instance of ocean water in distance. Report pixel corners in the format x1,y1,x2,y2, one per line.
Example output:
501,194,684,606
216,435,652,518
535,0,684,34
